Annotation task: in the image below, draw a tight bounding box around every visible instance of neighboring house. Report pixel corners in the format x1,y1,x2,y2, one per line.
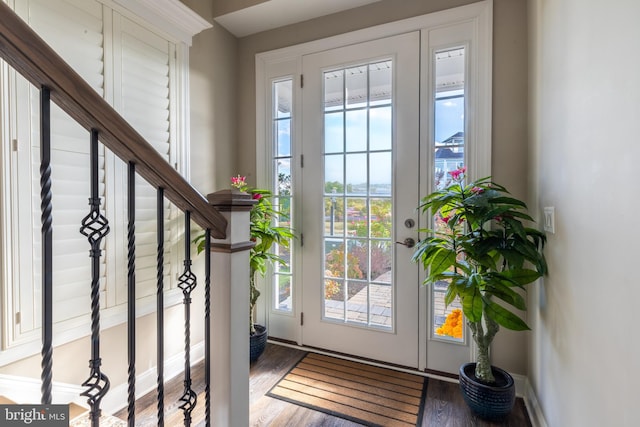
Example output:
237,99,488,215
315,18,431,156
1,0,638,426
436,131,465,180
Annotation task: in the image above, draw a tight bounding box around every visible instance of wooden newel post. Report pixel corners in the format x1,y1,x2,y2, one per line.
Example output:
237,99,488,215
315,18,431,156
207,189,256,427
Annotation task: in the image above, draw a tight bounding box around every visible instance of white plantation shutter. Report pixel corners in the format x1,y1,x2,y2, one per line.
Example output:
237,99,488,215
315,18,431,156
113,15,175,303
31,147,108,324
4,0,189,350
27,0,105,92
10,0,106,341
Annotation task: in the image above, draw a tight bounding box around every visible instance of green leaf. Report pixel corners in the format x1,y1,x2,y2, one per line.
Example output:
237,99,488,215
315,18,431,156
444,284,457,307
502,268,542,285
483,299,530,331
504,210,534,222
484,281,526,310
499,248,526,270
412,238,446,263
426,248,456,278
462,287,482,322
512,237,545,263
502,217,527,240
488,196,527,208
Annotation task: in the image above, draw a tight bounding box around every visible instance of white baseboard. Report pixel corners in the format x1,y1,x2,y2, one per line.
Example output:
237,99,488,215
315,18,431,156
512,372,526,397
505,374,549,427
0,373,83,404
0,341,205,417
102,341,205,414
523,377,549,427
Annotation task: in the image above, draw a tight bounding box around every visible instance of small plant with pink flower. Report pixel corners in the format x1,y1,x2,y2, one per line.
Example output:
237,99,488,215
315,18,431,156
197,175,295,335
413,167,547,384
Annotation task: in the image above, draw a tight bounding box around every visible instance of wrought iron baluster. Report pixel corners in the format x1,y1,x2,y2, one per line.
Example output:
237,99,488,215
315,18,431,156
178,211,197,426
79,129,111,427
127,162,136,426
204,228,212,427
157,187,165,427
40,86,53,405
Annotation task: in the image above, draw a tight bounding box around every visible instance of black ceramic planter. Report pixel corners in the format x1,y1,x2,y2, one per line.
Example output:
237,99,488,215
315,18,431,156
459,362,515,421
249,324,268,363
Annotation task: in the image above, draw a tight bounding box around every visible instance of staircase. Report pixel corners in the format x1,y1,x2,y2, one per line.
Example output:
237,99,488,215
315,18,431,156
0,2,254,425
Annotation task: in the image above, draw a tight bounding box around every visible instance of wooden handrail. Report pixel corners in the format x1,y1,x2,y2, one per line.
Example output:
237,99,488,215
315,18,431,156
0,2,227,238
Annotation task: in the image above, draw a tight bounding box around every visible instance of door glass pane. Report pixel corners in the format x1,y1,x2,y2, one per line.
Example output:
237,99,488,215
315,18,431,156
370,152,391,195
432,47,465,341
370,106,392,151
324,69,344,111
325,112,344,153
369,60,392,106
345,153,367,195
322,59,394,330
346,110,367,152
370,198,392,238
345,65,367,108
273,79,293,312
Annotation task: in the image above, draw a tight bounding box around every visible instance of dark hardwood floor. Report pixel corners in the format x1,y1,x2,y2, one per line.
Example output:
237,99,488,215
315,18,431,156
116,343,532,426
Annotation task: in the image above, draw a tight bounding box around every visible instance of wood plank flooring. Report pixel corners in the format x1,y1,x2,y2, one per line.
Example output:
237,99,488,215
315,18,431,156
116,343,532,426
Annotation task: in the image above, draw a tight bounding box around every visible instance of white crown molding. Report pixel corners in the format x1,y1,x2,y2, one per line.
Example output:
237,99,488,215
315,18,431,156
113,0,212,45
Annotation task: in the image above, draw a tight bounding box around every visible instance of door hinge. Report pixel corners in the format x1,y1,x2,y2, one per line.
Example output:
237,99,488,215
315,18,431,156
300,312,304,326
300,74,303,88
12,139,18,152
300,154,304,168
15,312,20,324
300,233,304,247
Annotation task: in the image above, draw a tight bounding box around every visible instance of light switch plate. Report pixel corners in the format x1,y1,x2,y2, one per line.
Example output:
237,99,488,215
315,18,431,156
543,207,555,234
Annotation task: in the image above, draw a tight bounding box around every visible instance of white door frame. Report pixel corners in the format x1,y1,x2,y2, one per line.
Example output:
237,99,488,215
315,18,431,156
255,0,492,372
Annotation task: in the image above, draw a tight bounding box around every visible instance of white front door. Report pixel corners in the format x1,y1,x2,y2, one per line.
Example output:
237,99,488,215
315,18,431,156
300,33,421,368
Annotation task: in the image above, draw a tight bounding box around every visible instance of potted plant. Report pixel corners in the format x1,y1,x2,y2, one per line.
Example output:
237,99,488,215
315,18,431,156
413,166,547,420
196,175,294,362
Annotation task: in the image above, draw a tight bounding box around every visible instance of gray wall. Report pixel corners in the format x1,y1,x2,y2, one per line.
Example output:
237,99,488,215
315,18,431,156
182,0,238,195
528,0,640,425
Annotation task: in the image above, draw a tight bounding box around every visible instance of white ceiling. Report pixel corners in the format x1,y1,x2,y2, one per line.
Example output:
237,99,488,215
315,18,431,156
214,0,382,38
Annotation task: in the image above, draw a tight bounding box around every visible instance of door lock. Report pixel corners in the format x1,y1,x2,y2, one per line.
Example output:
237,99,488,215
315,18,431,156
395,237,416,248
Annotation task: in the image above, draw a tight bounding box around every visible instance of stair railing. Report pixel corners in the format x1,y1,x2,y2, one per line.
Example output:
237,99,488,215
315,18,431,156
0,3,228,426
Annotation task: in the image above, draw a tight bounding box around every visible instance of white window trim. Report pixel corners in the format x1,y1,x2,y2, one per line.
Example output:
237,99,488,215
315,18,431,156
0,0,209,365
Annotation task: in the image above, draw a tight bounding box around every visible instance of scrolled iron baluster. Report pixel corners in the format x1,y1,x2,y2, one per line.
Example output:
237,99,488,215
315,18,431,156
127,161,136,427
204,228,212,427
157,188,165,427
40,86,53,405
79,129,111,427
178,211,197,426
